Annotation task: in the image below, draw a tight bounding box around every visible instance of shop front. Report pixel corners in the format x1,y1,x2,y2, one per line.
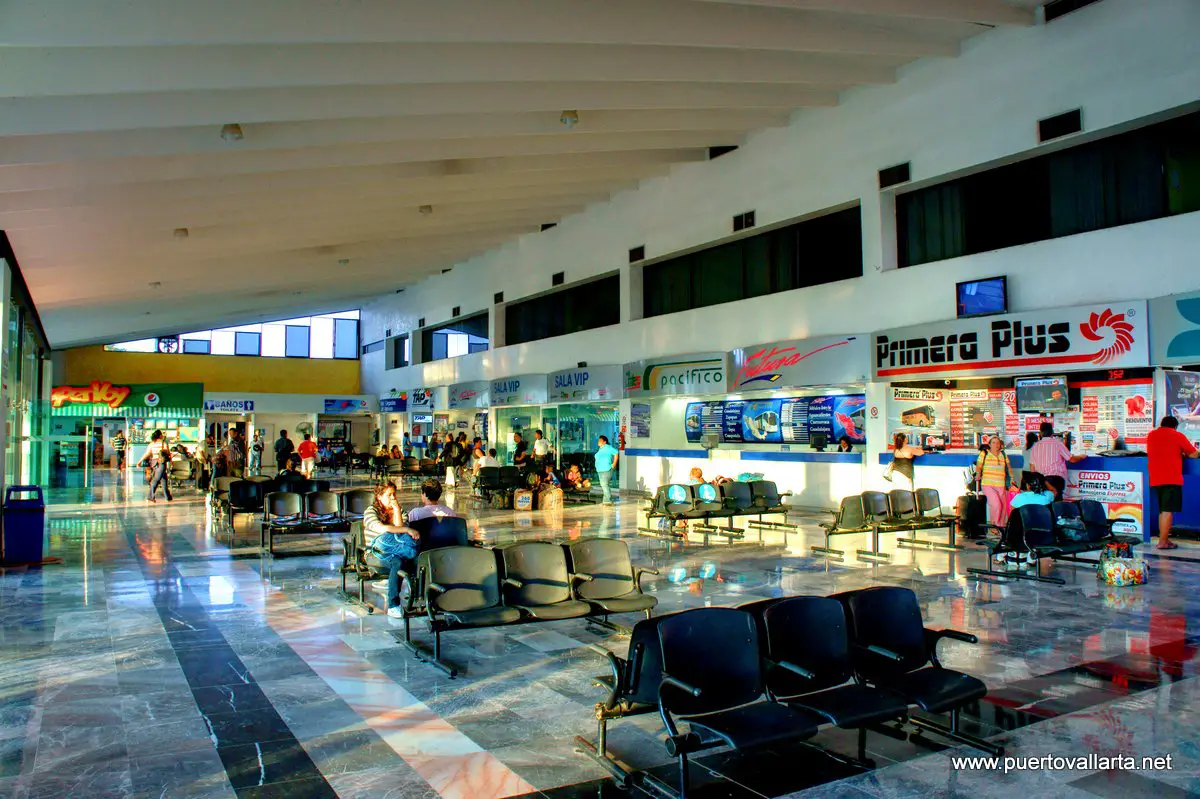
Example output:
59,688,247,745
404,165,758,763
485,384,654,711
377,392,408,451
622,339,870,507
547,365,623,475
50,381,203,486
490,374,548,465
318,396,377,457
1150,289,1200,530
446,382,490,447
873,301,1156,539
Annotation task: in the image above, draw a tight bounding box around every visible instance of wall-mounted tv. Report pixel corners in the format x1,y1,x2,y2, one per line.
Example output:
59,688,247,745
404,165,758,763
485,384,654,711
1015,376,1069,413
956,276,1008,318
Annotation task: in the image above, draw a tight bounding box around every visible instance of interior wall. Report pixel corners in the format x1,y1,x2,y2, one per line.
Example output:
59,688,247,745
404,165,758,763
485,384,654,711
361,0,1200,397
255,413,312,469
63,345,361,394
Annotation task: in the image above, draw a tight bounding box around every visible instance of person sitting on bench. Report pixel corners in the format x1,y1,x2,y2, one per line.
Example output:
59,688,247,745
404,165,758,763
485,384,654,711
564,463,591,492
364,483,421,618
407,478,457,523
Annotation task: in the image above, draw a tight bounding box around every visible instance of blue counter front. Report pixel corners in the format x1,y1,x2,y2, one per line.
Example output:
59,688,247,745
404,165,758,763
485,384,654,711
877,453,1200,541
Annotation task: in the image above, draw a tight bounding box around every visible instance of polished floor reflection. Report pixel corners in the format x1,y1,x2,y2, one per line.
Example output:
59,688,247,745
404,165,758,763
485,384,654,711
1,473,1198,798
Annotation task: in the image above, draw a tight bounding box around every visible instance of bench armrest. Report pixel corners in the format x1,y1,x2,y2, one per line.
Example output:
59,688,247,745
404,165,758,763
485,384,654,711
503,577,524,588
571,572,595,583
635,567,659,592
856,643,904,662
774,659,816,681
427,582,446,594
661,675,702,698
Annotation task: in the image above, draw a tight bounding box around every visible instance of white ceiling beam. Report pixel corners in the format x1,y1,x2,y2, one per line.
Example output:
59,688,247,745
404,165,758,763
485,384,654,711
0,163,674,215
0,138,715,193
17,201,600,260
0,0,961,56
0,44,899,99
691,0,1034,26
0,177,653,230
0,82,836,137
0,109,784,166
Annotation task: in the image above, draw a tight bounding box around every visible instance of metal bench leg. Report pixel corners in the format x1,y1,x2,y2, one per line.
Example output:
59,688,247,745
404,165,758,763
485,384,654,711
856,526,890,562
910,708,1004,757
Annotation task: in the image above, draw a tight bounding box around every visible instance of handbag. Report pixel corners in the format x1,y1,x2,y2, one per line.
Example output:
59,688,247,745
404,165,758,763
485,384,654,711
1056,517,1088,542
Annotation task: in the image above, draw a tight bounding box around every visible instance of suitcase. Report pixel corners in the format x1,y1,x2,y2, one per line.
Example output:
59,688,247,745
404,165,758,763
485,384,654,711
955,494,988,539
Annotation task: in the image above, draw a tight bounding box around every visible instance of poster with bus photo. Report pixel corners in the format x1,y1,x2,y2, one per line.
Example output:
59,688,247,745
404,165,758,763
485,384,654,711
888,387,951,450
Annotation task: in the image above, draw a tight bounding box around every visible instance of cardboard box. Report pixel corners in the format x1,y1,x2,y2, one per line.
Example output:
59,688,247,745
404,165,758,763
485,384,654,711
514,489,534,511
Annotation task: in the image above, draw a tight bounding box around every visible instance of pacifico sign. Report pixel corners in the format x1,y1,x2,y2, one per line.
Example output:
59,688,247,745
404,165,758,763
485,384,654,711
872,302,1149,380
52,382,132,409
624,352,728,397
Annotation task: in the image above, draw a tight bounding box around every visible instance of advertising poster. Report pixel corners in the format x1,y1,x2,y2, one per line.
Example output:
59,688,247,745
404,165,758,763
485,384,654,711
1065,469,1143,537
685,395,865,445
948,388,1017,448
630,403,651,438
1164,371,1200,441
888,387,951,449
1077,380,1153,448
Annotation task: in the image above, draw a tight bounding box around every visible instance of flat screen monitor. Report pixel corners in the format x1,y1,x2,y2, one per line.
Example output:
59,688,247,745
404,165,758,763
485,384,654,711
956,276,1008,318
1015,376,1069,413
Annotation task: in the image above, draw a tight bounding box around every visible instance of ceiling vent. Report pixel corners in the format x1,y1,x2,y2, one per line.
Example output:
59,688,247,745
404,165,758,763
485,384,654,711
452,306,461,318
878,163,912,189
629,245,645,263
709,145,739,160
494,292,504,304
417,317,425,328
1038,109,1083,143
733,211,756,233
552,272,565,286
1044,0,1103,23
540,223,558,232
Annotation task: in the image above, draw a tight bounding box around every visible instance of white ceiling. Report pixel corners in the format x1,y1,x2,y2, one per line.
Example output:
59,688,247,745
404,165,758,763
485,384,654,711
0,0,1038,348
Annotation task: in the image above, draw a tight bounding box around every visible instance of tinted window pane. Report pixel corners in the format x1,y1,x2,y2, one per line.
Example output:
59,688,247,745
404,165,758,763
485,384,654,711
234,331,260,356
182,339,210,354
333,318,358,359
285,325,310,358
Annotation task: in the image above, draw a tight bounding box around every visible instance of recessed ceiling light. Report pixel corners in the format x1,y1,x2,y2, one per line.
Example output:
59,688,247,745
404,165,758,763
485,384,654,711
220,123,244,142
173,228,189,238
148,281,162,288
419,205,433,215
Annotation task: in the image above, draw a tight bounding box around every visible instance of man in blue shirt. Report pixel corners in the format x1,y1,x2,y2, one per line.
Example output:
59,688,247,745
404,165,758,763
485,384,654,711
407,479,457,522
594,435,619,504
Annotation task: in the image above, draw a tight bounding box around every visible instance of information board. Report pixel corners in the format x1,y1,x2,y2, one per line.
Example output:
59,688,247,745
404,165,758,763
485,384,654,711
1077,380,1153,448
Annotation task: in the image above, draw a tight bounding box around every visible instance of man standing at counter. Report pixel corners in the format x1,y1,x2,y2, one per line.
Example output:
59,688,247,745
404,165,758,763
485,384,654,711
1148,416,1198,551
1028,422,1083,498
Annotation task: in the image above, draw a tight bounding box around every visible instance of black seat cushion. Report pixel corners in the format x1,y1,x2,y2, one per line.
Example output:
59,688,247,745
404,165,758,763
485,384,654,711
513,599,592,620
873,666,986,714
443,606,521,627
683,701,823,750
783,684,908,728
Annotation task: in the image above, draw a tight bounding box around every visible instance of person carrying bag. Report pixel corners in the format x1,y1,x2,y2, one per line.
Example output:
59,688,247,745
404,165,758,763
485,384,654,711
974,436,1012,530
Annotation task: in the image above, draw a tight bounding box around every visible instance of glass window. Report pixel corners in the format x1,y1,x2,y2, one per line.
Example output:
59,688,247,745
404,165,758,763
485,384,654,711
310,317,335,358
261,324,285,357
182,339,210,354
105,339,158,353
285,325,310,357
333,318,358,359
234,331,261,356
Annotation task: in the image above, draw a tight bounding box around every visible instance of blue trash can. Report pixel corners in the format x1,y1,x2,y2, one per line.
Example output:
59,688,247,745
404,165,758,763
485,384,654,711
3,485,45,566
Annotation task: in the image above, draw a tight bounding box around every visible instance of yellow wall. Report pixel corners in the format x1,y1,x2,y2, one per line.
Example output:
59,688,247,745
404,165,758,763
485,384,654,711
60,346,361,395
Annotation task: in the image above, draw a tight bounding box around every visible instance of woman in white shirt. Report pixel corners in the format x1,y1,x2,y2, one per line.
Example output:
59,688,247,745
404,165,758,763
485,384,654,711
138,430,173,503
362,483,421,618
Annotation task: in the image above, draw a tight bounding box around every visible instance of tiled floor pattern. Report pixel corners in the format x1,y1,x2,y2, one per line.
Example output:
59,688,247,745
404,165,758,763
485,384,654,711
0,473,1198,798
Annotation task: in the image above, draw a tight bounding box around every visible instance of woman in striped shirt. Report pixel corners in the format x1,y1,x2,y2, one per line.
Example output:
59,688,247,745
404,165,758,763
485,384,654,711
974,436,1012,529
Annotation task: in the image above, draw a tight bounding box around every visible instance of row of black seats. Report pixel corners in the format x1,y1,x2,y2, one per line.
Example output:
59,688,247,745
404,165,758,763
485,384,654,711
968,500,1141,585
259,488,375,553
400,538,658,678
381,457,444,483
818,489,958,562
642,481,794,543
580,586,999,799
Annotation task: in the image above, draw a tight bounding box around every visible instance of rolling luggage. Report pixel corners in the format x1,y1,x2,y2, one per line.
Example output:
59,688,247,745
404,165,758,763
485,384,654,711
955,493,988,539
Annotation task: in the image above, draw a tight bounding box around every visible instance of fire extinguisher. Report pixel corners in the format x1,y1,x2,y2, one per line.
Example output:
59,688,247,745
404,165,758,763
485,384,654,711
618,426,627,451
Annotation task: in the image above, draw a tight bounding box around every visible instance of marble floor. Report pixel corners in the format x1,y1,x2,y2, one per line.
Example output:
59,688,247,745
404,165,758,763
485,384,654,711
2,474,1199,799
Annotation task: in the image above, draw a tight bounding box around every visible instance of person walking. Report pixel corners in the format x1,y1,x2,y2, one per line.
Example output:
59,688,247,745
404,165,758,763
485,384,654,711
112,430,127,470
974,436,1013,529
274,429,294,472
1147,415,1198,550
297,433,318,478
594,434,619,504
249,431,264,476
224,428,246,479
1027,422,1083,499
138,430,173,503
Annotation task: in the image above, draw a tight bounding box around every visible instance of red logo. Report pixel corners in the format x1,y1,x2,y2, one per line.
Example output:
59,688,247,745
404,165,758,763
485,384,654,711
737,339,851,386
1079,309,1134,365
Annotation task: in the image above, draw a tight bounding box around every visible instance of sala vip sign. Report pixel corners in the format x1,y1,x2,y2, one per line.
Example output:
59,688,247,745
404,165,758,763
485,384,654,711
51,381,132,409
